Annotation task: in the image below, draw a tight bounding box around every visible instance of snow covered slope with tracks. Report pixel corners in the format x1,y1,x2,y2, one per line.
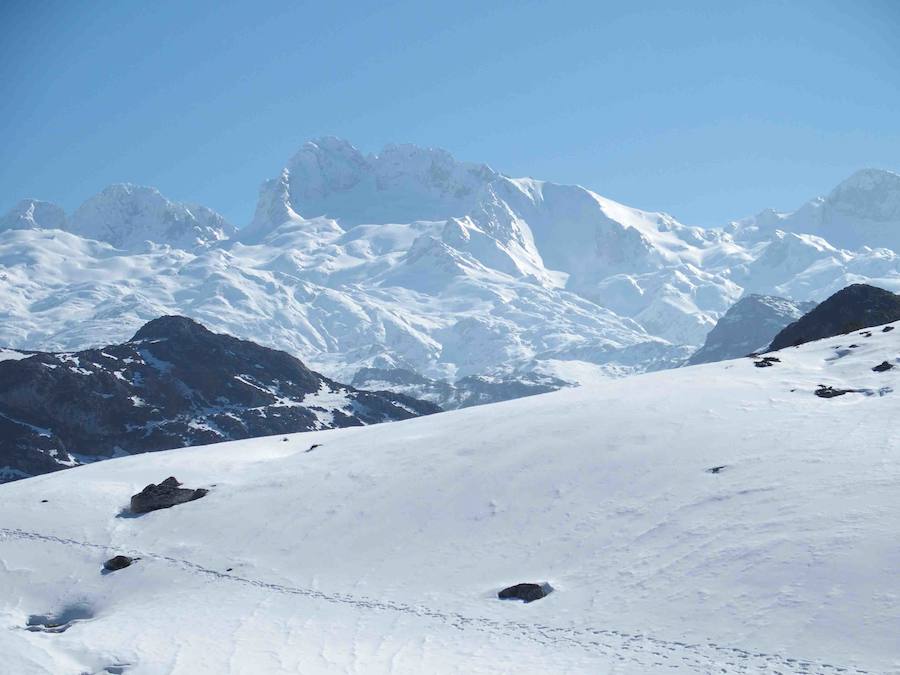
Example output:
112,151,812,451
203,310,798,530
1,321,898,673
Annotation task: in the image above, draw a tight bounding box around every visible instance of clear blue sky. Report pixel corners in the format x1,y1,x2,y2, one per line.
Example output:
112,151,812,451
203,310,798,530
1,0,898,228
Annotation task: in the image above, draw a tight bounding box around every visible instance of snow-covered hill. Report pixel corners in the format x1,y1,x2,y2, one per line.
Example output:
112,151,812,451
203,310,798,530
1,322,898,674
2,139,899,391
0,316,439,483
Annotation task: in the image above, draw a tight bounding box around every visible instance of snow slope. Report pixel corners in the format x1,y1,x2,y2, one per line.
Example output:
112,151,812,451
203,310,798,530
1,323,898,674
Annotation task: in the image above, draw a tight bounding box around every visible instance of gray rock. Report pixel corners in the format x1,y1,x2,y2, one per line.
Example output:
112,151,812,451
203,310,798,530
103,555,135,571
498,582,554,603
130,476,208,514
814,385,856,399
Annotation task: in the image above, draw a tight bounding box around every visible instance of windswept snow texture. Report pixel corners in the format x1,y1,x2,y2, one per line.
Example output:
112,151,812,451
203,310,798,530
2,140,900,387
1,323,898,673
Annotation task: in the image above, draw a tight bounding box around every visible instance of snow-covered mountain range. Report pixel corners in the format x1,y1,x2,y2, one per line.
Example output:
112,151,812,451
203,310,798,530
2,319,898,673
2,138,899,390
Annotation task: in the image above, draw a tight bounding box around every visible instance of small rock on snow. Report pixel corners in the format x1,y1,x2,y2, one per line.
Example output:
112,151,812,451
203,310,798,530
103,555,135,572
498,582,554,603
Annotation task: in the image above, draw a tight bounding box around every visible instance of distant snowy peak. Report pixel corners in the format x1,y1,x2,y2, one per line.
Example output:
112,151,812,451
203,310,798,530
827,168,900,222
278,137,499,226
244,138,742,344
0,199,67,231
736,168,900,251
244,137,505,242
69,183,236,251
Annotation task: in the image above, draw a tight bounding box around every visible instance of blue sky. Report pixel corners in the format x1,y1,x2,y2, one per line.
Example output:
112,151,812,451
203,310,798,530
1,0,898,227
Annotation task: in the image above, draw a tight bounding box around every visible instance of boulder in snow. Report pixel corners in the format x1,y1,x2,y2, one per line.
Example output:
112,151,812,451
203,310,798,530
103,555,135,572
498,582,554,603
130,477,208,514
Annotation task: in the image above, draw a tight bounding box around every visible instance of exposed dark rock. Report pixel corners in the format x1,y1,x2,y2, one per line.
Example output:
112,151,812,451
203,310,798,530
103,555,135,572
306,443,322,453
884,326,895,332
130,476,209,514
706,465,727,474
688,295,816,365
815,385,856,399
1,316,440,483
753,356,781,368
873,361,895,372
769,285,900,351
498,582,554,603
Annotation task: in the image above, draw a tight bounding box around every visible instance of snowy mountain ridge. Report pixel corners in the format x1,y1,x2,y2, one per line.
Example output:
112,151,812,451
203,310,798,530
2,139,899,388
1,184,236,251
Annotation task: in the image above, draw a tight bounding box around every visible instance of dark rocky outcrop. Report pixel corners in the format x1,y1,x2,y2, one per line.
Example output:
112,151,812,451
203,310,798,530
688,295,816,365
815,385,856,399
873,361,895,372
0,316,440,483
498,582,554,603
753,356,780,368
103,555,135,571
769,285,900,351
130,477,207,514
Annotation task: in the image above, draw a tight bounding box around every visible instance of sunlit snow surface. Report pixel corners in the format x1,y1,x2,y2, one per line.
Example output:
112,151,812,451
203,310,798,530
1,324,898,673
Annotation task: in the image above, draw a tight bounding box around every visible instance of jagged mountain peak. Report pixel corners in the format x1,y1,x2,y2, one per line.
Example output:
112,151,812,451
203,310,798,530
0,198,68,231
68,182,236,251
736,167,900,251
824,167,900,221
253,137,498,231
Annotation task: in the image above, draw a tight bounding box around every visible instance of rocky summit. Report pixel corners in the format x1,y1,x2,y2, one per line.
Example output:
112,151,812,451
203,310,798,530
768,284,900,351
